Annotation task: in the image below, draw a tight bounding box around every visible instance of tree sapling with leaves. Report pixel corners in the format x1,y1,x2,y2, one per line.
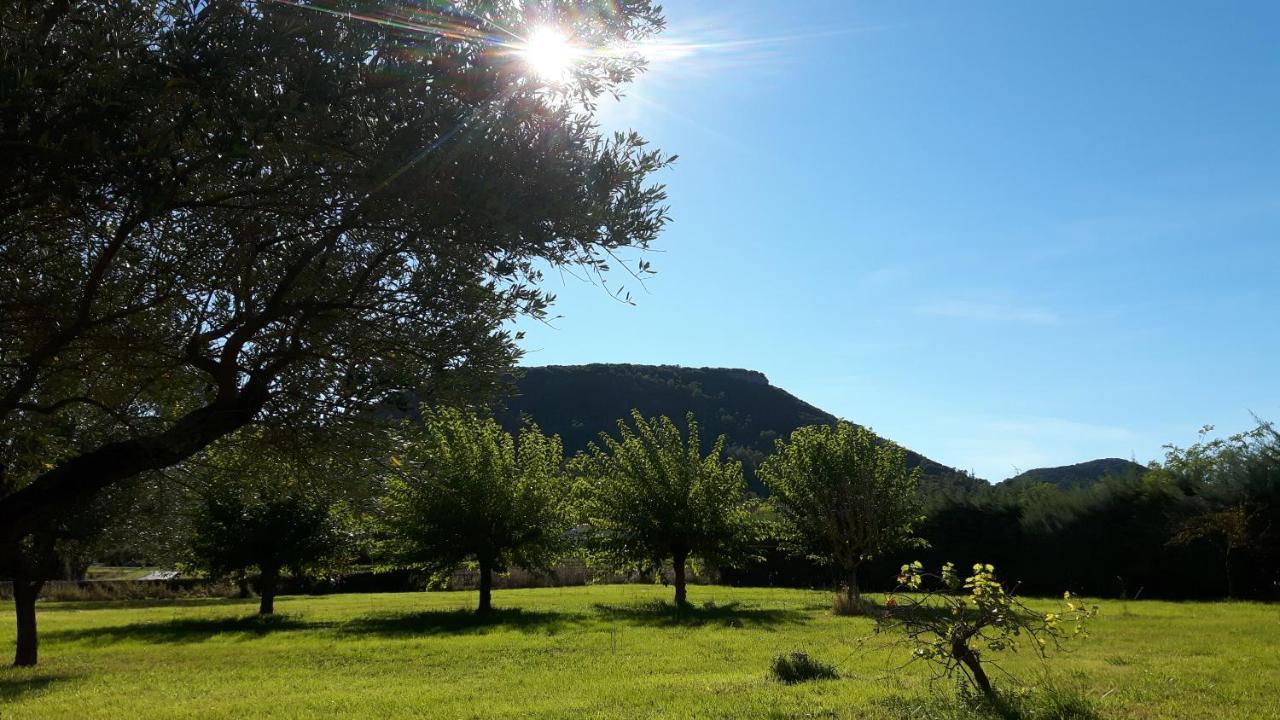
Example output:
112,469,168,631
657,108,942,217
876,561,1097,703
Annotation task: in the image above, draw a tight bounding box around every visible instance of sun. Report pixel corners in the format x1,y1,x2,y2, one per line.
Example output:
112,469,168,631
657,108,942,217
518,26,580,81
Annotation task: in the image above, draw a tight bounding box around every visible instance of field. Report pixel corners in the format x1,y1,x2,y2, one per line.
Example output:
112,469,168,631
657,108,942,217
1,585,1277,719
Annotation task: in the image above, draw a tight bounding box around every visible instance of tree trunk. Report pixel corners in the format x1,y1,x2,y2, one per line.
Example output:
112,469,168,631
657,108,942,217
257,569,278,616
12,576,42,667
845,565,861,605
672,550,688,606
477,557,492,613
1224,546,1235,599
954,641,995,701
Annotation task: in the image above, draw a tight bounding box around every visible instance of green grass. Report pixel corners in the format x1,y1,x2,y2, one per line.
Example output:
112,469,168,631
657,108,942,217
1,585,1277,718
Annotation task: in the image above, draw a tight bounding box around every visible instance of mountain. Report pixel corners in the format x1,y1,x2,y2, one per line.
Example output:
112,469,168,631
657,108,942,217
1001,458,1147,490
496,364,983,495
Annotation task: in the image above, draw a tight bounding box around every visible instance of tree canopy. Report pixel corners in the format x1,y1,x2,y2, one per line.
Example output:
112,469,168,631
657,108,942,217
0,0,668,554
759,421,922,608
187,432,354,615
379,409,569,612
572,411,754,605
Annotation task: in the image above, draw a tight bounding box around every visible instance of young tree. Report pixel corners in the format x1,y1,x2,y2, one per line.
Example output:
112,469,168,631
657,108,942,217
380,410,569,613
573,411,754,606
188,440,352,615
1,0,671,664
877,562,1097,703
759,422,922,610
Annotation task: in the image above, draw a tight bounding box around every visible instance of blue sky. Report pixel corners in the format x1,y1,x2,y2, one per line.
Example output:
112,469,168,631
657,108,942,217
514,0,1280,481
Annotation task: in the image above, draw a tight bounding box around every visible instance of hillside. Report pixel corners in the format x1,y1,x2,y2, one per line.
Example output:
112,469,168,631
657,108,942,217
1001,458,1147,489
496,364,982,494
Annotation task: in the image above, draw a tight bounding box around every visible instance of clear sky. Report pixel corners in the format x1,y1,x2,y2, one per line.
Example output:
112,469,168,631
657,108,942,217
514,0,1280,481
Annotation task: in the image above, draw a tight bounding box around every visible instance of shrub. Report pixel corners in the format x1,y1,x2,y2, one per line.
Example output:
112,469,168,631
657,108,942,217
767,651,839,684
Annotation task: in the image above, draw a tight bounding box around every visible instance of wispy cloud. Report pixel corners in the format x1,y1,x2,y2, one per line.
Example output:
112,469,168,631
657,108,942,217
915,300,1061,325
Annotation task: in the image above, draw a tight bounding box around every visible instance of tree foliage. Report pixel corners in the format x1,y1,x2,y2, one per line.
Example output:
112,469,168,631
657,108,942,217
188,435,353,615
759,422,922,607
0,0,670,543
380,409,569,612
572,411,754,605
1158,422,1280,598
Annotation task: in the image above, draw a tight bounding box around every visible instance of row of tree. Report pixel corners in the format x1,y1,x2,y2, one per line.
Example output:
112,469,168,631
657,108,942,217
182,411,919,616
8,408,1279,669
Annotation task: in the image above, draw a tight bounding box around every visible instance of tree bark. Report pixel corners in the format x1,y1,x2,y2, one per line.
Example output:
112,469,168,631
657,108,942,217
12,576,42,667
954,641,995,701
672,550,688,606
845,565,862,606
477,557,492,613
257,569,278,616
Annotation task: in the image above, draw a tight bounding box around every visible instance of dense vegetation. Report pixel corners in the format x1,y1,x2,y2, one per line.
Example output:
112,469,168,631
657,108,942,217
501,365,1280,603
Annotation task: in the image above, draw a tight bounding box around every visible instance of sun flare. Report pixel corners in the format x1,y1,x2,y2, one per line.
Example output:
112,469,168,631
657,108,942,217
518,26,580,81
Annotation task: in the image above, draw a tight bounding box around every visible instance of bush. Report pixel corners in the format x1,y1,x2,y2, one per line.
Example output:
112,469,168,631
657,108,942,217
767,651,839,684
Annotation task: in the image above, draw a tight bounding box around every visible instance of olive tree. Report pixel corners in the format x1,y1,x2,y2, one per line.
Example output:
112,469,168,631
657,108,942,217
573,411,754,606
759,422,922,611
380,409,569,613
0,0,670,665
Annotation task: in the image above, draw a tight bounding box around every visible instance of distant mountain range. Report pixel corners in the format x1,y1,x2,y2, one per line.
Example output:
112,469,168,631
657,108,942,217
497,364,1143,494
496,364,984,495
999,458,1148,490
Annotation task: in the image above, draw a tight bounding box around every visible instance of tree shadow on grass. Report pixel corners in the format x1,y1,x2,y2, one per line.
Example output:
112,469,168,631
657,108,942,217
337,608,573,637
39,597,257,613
591,600,807,628
44,613,320,644
0,672,81,703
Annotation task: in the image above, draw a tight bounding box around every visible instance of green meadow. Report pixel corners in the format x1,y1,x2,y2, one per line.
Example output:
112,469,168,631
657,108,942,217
2,585,1277,719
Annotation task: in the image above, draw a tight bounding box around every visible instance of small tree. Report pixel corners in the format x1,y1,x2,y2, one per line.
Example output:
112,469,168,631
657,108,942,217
189,444,350,615
573,411,753,606
876,562,1097,703
1159,421,1279,598
380,410,569,613
760,422,922,610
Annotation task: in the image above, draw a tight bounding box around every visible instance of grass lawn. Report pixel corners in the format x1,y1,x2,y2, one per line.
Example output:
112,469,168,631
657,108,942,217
1,585,1277,719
